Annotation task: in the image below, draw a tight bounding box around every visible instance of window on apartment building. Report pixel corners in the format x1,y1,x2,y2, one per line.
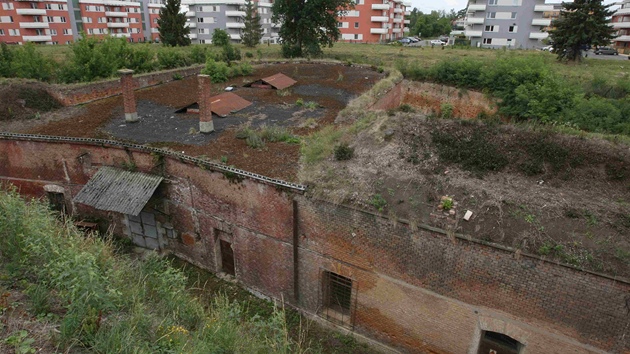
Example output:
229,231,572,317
47,16,54,22
197,17,203,22
52,41,58,45
9,29,19,36
511,12,517,19
50,29,57,35
321,271,354,326
33,16,41,23
2,3,14,10
487,12,496,19
488,0,497,5
485,25,495,32
219,239,235,276
30,2,37,9
483,38,492,44
47,192,67,215
508,25,516,32
88,29,94,34
337,22,343,28
354,34,359,40
477,331,522,354
84,17,92,23
9,16,14,23
58,4,64,10
60,16,67,23
154,18,158,23
45,3,52,10
0,29,4,36
354,22,359,28
63,28,71,35
198,28,204,34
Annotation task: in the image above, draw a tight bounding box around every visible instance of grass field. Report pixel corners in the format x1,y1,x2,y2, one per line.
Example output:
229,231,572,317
31,41,630,85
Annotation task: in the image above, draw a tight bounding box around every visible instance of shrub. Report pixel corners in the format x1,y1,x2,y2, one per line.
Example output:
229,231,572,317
10,43,54,81
201,59,230,83
440,103,454,119
221,44,241,63
157,48,191,69
189,45,208,64
512,76,578,122
429,58,484,88
431,128,508,174
333,143,354,161
561,96,623,133
0,42,14,77
212,29,230,46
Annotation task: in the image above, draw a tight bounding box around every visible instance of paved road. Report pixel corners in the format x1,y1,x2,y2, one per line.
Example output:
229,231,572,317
584,50,629,61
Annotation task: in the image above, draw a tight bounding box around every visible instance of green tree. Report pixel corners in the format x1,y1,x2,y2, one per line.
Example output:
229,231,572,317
548,0,615,62
272,0,353,58
411,11,452,38
242,0,263,47
157,0,191,46
212,29,230,46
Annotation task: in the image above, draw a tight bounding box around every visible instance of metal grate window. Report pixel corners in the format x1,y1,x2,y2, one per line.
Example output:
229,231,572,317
220,239,235,276
321,271,356,328
47,192,67,215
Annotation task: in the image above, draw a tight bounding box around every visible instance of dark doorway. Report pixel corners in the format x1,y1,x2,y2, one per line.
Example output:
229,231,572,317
220,239,235,276
47,192,66,215
477,331,522,354
323,271,353,314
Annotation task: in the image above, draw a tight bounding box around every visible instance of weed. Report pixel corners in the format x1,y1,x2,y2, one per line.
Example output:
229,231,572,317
369,194,388,212
4,330,36,354
440,103,454,119
120,160,137,172
584,210,598,226
398,104,415,113
304,101,319,110
295,98,304,106
440,196,454,210
333,143,354,161
172,73,183,80
220,156,228,164
188,127,198,135
301,126,344,165
337,72,344,82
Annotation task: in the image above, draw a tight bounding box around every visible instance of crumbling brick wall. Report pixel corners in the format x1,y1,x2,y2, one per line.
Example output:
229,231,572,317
0,134,628,354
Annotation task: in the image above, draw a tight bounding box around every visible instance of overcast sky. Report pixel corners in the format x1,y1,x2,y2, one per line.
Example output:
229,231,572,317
410,0,619,14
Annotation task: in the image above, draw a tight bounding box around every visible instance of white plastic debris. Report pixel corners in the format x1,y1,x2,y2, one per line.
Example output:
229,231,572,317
225,86,234,91
463,210,473,221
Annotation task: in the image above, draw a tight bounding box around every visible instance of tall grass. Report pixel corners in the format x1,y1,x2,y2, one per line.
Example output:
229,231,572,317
0,186,308,353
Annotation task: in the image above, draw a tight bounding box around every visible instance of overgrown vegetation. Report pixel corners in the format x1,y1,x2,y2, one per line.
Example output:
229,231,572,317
397,53,630,136
200,59,253,83
0,187,309,353
235,124,300,148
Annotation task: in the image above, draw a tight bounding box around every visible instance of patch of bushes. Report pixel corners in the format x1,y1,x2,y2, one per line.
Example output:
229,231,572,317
333,143,354,161
0,187,309,353
201,58,253,84
236,125,300,148
431,127,508,174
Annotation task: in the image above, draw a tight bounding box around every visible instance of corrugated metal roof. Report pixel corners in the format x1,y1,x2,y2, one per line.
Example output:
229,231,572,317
73,166,163,216
261,73,297,90
209,92,252,117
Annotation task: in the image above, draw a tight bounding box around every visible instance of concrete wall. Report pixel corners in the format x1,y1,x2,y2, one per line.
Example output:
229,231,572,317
0,134,628,354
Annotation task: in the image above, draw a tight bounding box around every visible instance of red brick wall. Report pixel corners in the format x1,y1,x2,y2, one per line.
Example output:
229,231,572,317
45,65,204,106
0,135,628,354
370,81,403,111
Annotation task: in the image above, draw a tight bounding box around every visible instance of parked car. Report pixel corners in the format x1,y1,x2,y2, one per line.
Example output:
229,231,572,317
595,46,618,55
398,38,412,44
405,37,419,43
430,39,446,46
541,45,553,51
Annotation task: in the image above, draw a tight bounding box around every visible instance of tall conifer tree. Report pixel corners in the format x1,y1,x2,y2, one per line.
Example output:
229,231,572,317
242,0,263,47
158,0,191,46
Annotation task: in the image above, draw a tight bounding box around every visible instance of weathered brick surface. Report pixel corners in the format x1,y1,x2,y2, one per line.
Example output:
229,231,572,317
45,66,204,107
0,136,628,354
370,81,403,111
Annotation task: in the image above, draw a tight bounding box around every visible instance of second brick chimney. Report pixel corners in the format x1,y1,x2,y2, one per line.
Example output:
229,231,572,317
197,74,214,133
118,69,138,123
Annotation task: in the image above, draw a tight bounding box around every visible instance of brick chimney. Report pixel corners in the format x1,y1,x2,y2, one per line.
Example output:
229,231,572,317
118,69,138,123
198,74,214,133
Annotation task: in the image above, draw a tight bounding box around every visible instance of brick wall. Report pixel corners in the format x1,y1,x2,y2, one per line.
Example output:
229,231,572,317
370,81,403,111
0,134,628,354
45,65,204,107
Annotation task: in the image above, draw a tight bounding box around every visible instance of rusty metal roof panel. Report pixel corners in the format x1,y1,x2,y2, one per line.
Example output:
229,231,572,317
210,92,252,117
261,73,297,90
73,166,163,216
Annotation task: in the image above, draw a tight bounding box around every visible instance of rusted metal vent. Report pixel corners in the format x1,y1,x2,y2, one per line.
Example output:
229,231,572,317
175,92,252,117
245,73,297,90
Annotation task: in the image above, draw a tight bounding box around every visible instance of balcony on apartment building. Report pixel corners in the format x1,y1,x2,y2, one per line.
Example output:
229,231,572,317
185,11,195,17
370,27,388,34
392,28,401,33
529,32,548,39
403,27,409,32
19,21,49,29
393,17,402,23
16,8,47,16
534,5,554,12
105,11,128,17
23,35,52,42
404,10,410,16
616,35,630,41
466,17,484,25
616,8,630,15
371,16,389,22
371,3,389,10
229,33,241,39
403,19,409,24
393,7,402,13
226,22,245,28
186,22,196,28
465,30,482,37
468,4,486,12
613,20,630,29
531,18,551,26
225,10,246,17
271,22,280,28
112,32,131,38
107,22,130,28
188,33,197,39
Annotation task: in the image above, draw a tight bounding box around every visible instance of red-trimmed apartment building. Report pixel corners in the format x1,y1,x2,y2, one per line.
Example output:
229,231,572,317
337,0,410,43
612,0,630,53
0,0,162,44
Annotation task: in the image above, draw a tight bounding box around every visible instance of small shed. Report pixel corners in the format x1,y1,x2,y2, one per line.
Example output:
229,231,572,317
175,92,252,117
246,73,297,90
